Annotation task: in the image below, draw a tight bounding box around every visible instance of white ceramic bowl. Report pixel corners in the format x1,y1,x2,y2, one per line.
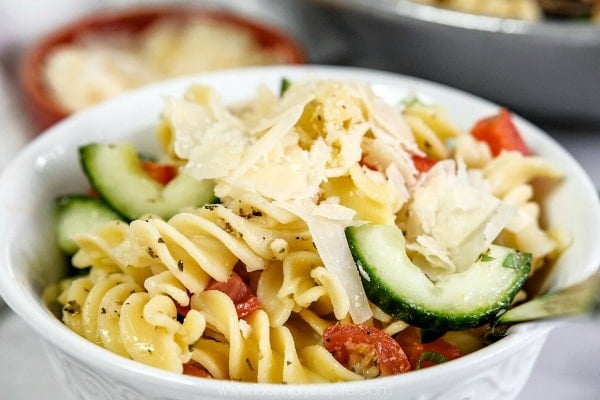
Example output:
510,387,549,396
0,65,599,400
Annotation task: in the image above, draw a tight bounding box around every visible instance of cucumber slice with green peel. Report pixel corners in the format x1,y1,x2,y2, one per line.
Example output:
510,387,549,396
55,194,122,255
80,143,216,220
345,224,531,331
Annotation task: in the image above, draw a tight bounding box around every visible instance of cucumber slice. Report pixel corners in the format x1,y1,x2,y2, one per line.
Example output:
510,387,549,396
80,143,216,220
345,224,531,331
55,194,122,255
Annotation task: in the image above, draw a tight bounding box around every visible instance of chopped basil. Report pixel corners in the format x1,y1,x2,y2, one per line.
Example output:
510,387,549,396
415,351,449,369
280,78,291,96
502,251,531,270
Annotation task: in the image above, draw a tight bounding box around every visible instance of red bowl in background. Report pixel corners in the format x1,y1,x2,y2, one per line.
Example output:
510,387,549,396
20,5,306,133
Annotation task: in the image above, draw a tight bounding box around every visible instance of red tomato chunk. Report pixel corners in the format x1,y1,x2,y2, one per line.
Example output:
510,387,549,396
394,327,461,370
471,108,530,157
207,272,262,319
323,324,411,377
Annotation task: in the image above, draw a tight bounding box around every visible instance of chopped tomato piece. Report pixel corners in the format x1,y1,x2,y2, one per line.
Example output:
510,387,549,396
141,160,178,185
394,327,461,370
87,188,99,199
323,324,411,377
394,327,424,368
207,272,261,319
470,108,530,157
183,361,212,378
359,155,381,171
176,303,191,319
411,154,437,173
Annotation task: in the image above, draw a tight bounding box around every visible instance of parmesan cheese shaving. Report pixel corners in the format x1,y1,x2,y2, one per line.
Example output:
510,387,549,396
356,82,415,148
231,101,310,181
405,159,516,277
275,199,372,323
166,92,248,181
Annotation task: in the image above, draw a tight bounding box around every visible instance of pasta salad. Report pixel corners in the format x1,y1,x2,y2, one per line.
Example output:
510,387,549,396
47,77,569,383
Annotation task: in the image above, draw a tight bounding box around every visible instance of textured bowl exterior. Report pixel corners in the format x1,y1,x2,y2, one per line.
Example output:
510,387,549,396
1,65,599,400
40,326,548,400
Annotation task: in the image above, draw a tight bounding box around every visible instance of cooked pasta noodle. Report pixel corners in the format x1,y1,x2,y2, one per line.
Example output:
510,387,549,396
51,77,568,383
411,0,542,20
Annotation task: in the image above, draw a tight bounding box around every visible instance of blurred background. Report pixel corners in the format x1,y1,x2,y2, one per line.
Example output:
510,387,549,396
1,0,599,399
3,0,600,127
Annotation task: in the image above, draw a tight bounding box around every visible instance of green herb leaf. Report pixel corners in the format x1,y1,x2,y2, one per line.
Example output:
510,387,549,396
402,95,424,108
478,253,495,262
415,351,449,369
502,251,531,270
280,78,291,96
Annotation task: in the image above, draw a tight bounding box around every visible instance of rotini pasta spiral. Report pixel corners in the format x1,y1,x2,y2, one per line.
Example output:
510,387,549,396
58,271,204,371
190,289,329,383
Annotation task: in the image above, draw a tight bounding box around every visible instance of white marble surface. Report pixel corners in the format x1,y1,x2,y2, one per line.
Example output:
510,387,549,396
0,2,599,398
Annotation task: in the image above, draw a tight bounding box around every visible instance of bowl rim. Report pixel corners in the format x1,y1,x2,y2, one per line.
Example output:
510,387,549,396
2,64,600,394
311,0,600,41
18,4,306,132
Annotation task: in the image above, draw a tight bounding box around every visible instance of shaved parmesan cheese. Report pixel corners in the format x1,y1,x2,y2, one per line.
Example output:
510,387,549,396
275,199,372,323
251,79,315,134
362,137,418,188
385,163,410,206
166,94,248,180
231,100,309,180
217,133,330,202
325,121,369,178
405,159,515,275
311,200,356,221
355,82,415,148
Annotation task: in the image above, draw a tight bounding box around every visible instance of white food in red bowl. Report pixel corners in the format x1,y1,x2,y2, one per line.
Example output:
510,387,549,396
19,5,305,132
0,65,599,400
